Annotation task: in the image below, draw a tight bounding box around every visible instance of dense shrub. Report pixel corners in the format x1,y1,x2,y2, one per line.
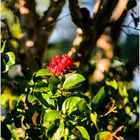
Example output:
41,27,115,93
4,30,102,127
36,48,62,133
1,42,139,140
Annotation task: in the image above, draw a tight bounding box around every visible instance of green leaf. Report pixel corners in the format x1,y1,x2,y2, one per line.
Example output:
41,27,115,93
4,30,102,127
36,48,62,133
90,112,99,130
95,131,111,140
47,121,64,140
118,86,128,97
48,77,60,94
125,106,131,115
42,93,57,108
34,81,48,93
1,40,6,53
1,57,9,73
106,79,117,89
5,52,15,66
77,98,90,112
51,121,64,140
28,92,36,103
62,96,82,115
44,110,61,122
34,92,50,108
36,69,52,77
76,126,90,140
1,52,15,73
92,87,105,104
62,74,85,90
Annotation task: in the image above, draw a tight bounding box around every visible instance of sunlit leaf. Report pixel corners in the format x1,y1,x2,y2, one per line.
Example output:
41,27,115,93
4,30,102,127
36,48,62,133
125,106,131,115
76,126,90,140
62,96,82,115
77,98,90,112
47,121,64,140
36,69,53,77
1,52,15,73
1,40,6,53
90,112,99,130
1,58,9,73
106,79,117,89
5,52,15,66
28,91,36,103
92,87,105,104
12,129,20,140
10,23,22,39
34,81,48,93
95,131,111,140
42,93,56,108
44,110,61,123
118,86,128,97
51,121,64,140
62,74,85,90
34,92,50,108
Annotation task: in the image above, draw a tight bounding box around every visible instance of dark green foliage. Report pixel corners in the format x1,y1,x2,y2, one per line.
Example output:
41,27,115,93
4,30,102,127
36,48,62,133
1,60,139,139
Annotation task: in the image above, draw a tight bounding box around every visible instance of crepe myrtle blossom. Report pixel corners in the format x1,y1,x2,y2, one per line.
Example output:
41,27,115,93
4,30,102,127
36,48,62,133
47,54,74,76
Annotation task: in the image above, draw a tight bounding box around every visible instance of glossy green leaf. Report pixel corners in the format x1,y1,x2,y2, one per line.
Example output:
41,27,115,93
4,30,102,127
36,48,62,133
92,87,105,104
1,52,15,73
62,96,82,115
125,106,131,115
34,81,48,93
47,121,64,140
48,77,60,94
51,121,64,140
106,79,117,89
95,131,111,140
28,92,36,103
119,86,128,97
62,74,85,90
44,110,61,122
90,112,99,130
5,52,15,66
77,98,90,112
42,93,56,108
76,126,90,140
1,40,6,53
35,69,52,77
1,58,9,73
34,92,50,108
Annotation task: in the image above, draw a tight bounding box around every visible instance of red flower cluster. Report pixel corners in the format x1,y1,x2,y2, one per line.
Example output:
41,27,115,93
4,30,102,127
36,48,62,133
47,54,74,76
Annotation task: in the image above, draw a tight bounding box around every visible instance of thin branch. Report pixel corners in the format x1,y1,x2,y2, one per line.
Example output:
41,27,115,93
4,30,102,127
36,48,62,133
42,13,70,29
40,0,66,30
121,24,139,31
104,99,117,116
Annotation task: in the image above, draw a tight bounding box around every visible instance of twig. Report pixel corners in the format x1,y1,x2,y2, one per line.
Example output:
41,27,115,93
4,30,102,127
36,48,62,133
42,13,70,29
104,98,117,116
121,24,139,31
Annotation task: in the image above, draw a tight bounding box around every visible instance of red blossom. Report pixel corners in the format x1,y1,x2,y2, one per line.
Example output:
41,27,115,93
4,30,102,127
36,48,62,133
47,54,74,76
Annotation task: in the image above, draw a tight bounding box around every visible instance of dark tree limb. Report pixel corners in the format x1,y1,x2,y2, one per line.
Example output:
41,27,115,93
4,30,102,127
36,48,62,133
40,0,66,31
15,0,65,71
68,0,119,70
37,0,66,58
